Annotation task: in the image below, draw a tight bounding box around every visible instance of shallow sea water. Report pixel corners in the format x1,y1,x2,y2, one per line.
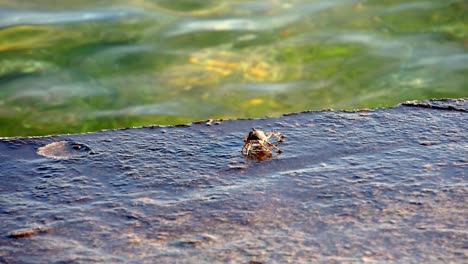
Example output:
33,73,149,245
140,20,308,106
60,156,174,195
0,0,466,136
0,1,467,262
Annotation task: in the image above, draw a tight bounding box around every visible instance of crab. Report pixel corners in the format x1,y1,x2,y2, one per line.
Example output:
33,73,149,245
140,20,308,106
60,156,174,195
241,128,285,158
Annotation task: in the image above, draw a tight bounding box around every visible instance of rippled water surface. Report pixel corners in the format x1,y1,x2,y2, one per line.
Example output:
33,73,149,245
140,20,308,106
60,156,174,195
0,0,466,136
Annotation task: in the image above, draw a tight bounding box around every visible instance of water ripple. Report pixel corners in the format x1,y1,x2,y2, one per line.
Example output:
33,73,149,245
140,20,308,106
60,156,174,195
411,54,468,71
164,15,298,36
0,8,142,28
95,101,207,117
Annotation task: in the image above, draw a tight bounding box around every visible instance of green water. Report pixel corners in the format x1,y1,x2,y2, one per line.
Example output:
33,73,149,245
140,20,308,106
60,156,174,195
0,0,466,137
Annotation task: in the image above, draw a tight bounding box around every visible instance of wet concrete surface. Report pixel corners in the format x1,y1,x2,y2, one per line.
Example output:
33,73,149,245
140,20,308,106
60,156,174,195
0,99,467,263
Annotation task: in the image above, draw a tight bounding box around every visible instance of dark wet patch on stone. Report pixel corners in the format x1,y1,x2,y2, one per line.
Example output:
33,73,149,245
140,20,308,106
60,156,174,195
37,141,92,159
172,234,218,248
419,141,440,146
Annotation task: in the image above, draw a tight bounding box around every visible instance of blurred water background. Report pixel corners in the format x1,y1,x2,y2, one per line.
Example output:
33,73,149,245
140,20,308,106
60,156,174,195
0,0,466,136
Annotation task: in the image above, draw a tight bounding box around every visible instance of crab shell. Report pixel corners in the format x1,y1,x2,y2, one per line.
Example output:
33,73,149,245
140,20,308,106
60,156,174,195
244,129,268,143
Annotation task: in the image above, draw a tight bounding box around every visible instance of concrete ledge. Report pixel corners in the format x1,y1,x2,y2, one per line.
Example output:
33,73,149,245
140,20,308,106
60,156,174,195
1,99,466,263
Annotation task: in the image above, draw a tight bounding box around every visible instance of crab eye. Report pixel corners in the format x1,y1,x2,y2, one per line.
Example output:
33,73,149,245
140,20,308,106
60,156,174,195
247,131,259,140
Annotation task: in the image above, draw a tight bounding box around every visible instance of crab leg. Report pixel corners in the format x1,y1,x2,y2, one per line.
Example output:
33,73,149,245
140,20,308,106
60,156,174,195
265,141,281,152
257,141,277,152
245,143,252,155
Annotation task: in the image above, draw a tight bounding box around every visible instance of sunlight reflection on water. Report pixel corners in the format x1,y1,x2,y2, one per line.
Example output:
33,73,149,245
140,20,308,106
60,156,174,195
0,8,141,27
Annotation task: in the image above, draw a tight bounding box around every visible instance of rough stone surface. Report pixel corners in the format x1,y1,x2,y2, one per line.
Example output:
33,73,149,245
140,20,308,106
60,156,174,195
0,99,466,263
401,98,468,112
